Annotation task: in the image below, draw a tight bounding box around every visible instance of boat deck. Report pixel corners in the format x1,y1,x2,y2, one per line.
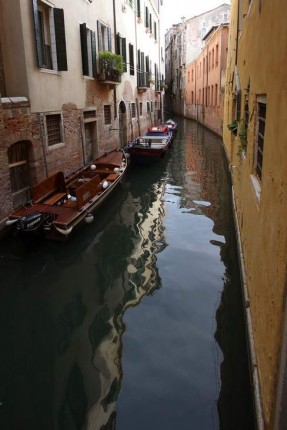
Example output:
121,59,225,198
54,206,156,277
11,203,79,226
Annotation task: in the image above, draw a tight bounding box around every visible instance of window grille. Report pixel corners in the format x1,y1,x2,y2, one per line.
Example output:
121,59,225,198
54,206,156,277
255,100,266,181
131,103,136,118
104,105,112,124
46,114,62,146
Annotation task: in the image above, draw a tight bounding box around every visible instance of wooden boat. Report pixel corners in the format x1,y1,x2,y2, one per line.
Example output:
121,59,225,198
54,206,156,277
163,118,178,135
6,149,128,240
125,125,173,165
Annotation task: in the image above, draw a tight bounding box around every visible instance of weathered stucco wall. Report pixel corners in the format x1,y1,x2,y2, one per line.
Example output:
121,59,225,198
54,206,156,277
223,0,287,428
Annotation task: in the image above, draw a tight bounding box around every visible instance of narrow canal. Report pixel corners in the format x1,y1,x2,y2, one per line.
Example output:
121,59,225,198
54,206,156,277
0,117,255,430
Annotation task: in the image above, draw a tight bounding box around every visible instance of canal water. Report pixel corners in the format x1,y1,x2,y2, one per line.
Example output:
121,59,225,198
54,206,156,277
0,117,255,430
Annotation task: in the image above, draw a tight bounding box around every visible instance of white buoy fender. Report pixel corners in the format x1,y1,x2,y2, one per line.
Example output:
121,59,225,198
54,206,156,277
55,225,73,236
85,213,94,223
90,164,96,170
102,180,109,189
6,218,18,226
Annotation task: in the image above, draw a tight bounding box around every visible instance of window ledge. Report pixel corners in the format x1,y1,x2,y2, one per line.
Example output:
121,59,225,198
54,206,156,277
83,75,94,80
250,174,261,204
39,68,60,75
48,142,65,151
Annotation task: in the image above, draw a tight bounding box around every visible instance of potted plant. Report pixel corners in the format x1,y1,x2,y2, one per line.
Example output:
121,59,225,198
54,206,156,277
227,119,239,135
99,51,124,79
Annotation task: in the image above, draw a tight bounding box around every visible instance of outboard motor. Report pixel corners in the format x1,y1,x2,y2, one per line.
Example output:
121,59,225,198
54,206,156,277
17,212,45,232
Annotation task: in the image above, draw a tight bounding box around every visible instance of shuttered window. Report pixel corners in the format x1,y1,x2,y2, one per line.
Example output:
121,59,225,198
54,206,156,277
80,23,96,77
137,0,141,18
97,20,112,52
32,0,67,71
129,43,134,75
116,34,127,73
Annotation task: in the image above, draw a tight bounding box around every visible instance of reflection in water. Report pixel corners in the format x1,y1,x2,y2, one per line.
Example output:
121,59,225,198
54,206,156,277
0,118,254,430
0,158,167,430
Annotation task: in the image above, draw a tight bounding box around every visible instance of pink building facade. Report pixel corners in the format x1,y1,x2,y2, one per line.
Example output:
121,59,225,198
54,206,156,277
185,24,229,136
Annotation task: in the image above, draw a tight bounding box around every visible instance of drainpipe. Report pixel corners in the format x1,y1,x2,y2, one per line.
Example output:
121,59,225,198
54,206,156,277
112,0,118,121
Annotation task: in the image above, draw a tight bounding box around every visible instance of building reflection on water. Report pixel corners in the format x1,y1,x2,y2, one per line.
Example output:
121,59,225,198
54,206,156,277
0,159,168,430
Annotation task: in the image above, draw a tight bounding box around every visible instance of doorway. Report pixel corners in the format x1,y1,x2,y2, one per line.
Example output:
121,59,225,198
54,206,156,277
8,141,32,209
119,101,127,148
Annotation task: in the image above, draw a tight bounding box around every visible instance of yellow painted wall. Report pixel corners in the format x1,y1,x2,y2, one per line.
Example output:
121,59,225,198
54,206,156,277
223,0,287,428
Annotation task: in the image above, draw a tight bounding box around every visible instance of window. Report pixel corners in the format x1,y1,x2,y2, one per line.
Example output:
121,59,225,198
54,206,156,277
191,91,194,104
151,101,153,112
137,0,141,18
192,69,194,81
215,84,218,106
215,44,219,66
32,0,67,71
80,24,96,77
131,103,136,118
129,43,135,75
137,50,146,87
212,49,214,68
211,86,214,106
139,102,143,116
97,21,112,52
255,97,266,181
154,21,157,41
104,105,112,124
45,113,63,146
147,101,150,113
128,0,134,7
116,34,127,72
188,71,190,83
145,7,149,28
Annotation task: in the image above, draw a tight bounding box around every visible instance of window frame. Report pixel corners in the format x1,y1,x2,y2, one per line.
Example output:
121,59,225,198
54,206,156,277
44,112,64,148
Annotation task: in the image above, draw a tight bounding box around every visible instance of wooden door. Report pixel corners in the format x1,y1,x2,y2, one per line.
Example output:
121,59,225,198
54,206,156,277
8,141,31,209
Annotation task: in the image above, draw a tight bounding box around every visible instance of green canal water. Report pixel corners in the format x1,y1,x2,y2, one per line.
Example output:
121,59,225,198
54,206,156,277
0,118,255,429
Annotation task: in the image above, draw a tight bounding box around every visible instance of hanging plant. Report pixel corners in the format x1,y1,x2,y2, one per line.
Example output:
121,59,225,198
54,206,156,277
227,119,239,135
237,119,247,156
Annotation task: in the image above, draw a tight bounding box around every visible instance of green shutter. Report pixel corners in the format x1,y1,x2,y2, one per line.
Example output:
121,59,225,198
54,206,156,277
32,0,43,68
80,23,89,76
97,20,103,51
107,28,112,52
54,8,67,71
129,43,134,75
122,38,127,72
91,31,97,77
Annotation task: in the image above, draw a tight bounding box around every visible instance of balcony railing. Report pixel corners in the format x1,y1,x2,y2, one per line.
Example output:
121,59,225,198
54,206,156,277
97,68,122,84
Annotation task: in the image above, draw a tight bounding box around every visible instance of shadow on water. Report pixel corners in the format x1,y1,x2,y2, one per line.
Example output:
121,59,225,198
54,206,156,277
0,117,255,429
169,118,255,430
0,156,169,430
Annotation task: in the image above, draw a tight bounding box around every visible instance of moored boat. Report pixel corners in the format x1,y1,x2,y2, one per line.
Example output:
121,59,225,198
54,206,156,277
163,118,178,135
6,149,128,240
125,125,173,165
